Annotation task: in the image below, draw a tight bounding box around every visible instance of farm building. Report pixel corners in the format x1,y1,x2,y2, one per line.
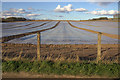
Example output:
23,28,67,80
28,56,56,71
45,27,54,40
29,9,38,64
113,14,120,18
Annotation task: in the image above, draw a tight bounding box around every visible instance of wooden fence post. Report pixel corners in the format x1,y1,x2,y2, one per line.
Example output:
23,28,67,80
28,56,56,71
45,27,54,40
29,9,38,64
37,32,41,60
97,32,102,63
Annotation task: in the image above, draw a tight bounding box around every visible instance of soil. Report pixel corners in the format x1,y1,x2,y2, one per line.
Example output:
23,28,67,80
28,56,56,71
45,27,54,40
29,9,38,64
2,43,119,61
2,72,116,78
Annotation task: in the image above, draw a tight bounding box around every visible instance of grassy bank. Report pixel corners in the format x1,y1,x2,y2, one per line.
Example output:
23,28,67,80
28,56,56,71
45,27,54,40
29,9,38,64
2,60,120,78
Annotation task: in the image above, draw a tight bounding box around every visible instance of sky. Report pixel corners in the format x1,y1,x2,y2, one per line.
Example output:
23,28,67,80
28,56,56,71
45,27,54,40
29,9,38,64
1,2,119,20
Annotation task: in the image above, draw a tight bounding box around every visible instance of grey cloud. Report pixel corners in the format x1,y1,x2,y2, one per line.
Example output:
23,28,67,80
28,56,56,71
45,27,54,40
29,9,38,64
96,2,113,6
55,15,64,17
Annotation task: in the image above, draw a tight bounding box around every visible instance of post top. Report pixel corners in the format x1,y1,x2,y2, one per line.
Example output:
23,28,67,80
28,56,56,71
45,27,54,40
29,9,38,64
98,32,102,34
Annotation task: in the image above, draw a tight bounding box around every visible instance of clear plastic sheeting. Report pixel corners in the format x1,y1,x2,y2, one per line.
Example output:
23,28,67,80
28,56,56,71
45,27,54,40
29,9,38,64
101,35,118,44
2,22,32,29
7,21,118,44
41,21,98,44
71,21,118,35
7,34,37,44
3,22,46,30
2,21,58,37
79,21,118,28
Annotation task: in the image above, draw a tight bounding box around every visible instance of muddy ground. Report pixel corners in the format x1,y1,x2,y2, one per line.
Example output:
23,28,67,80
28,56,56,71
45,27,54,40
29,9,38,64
1,43,119,61
3,72,115,78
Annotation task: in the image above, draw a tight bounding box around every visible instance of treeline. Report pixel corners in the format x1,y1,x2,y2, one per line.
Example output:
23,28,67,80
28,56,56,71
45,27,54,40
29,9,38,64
1,17,31,22
89,17,108,20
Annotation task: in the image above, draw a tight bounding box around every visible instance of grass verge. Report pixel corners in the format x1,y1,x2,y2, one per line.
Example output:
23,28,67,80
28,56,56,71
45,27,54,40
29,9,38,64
2,60,120,78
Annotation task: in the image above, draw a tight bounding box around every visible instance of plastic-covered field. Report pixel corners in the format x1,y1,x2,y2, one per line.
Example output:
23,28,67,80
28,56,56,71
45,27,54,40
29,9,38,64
2,22,32,29
5,21,118,44
70,21,118,35
78,21,118,28
2,21,58,37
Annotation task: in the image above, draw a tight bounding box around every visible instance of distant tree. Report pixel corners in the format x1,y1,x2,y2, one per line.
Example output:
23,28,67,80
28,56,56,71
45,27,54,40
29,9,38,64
98,17,108,20
6,17,27,21
2,17,28,22
91,17,108,20
92,18,97,20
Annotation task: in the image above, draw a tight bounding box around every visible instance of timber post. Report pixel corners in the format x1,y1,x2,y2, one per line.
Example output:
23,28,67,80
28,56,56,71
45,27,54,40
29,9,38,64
37,32,41,60
97,32,102,63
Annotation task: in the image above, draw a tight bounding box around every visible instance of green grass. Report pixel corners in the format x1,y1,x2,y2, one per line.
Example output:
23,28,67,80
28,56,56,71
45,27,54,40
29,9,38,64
2,60,120,77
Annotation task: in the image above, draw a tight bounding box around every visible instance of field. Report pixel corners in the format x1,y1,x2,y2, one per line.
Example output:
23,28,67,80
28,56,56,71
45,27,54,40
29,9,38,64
2,21,119,44
1,20,120,78
2,43,119,62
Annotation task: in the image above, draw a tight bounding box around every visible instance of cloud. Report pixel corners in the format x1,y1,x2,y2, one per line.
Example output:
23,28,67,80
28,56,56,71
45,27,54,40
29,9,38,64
96,2,112,6
54,4,73,12
2,12,23,18
86,0,119,2
95,8,101,10
2,15,23,18
8,8,31,14
26,14,42,17
2,8,43,19
74,8,88,12
3,13,17,16
2,8,33,18
37,9,48,12
42,18,52,20
27,8,38,12
2,8,31,17
17,8,31,14
55,15,64,17
17,8,29,14
86,0,118,7
86,10,119,16
28,8,34,10
27,8,47,12
63,4,73,12
2,10,24,18
54,4,88,13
